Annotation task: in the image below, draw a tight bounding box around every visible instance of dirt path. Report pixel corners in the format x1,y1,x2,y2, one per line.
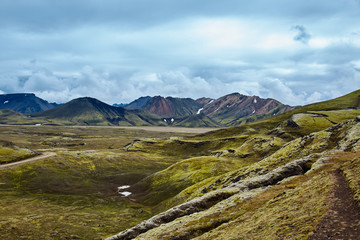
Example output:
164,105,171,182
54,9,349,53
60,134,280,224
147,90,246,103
0,152,56,169
309,169,360,239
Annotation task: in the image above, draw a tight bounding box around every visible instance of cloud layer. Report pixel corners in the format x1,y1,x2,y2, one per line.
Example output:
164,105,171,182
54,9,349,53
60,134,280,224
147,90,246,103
1,0,360,105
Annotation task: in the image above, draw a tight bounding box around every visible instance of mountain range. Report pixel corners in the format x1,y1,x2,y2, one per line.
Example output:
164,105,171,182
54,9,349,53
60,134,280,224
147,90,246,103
31,97,166,126
122,93,294,127
0,92,298,127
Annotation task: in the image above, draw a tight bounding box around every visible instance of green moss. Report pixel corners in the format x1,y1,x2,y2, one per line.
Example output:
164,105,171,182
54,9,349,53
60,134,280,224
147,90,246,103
135,169,332,240
138,156,249,206
194,172,331,240
0,147,36,164
342,156,360,203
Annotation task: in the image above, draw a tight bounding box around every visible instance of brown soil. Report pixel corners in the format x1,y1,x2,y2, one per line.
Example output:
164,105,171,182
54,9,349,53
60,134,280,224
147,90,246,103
308,169,360,239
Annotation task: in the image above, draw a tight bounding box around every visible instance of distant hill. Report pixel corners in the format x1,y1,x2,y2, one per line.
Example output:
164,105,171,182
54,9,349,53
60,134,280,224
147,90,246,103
126,96,203,117
0,92,295,127
0,109,33,125
125,96,152,109
0,93,58,114
31,97,166,126
200,93,294,125
112,103,128,107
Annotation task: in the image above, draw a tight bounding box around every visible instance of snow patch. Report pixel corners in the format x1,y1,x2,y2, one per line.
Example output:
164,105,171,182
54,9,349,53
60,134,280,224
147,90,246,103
118,185,130,190
171,118,174,123
252,110,256,114
3,100,9,104
118,186,132,197
119,191,132,197
253,98,257,104
35,124,42,126
226,105,230,108
197,108,204,114
208,99,214,104
164,119,167,122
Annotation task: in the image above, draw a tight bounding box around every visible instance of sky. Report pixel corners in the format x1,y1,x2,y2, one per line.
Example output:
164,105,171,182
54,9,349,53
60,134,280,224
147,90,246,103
0,0,360,105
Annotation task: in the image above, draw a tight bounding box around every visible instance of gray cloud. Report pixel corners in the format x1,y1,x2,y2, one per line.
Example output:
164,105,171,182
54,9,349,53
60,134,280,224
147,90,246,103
1,0,360,105
292,25,311,44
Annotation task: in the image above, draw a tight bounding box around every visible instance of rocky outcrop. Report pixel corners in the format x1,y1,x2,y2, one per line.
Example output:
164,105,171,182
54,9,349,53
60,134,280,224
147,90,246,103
200,93,293,119
106,154,317,240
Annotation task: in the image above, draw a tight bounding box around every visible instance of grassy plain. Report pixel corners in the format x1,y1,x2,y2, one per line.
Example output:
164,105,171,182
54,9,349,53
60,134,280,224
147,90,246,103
0,125,208,239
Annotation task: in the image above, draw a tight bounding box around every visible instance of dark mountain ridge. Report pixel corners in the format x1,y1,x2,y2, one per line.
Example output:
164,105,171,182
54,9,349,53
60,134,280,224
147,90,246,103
125,96,152,109
0,93,58,114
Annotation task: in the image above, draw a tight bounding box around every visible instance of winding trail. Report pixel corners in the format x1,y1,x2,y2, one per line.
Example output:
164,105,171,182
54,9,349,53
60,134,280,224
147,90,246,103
0,152,56,169
309,169,360,239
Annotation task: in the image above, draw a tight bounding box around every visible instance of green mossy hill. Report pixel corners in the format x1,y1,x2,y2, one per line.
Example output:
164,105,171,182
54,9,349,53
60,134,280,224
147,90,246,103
215,103,293,127
31,97,166,126
0,109,38,125
0,140,37,164
172,114,221,128
126,108,360,165
133,156,252,206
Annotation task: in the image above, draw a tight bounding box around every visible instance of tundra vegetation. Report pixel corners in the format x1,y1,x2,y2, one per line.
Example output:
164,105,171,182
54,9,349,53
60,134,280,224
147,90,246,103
0,89,359,239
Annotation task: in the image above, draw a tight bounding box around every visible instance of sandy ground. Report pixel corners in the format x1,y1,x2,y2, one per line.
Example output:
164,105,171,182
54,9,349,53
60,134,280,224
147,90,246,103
0,152,56,169
110,126,219,134
0,124,220,134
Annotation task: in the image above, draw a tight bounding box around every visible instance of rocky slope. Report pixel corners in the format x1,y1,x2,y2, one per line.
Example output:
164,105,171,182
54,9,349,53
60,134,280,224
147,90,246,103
126,93,294,127
199,93,294,125
106,89,360,240
126,96,203,118
0,93,58,114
